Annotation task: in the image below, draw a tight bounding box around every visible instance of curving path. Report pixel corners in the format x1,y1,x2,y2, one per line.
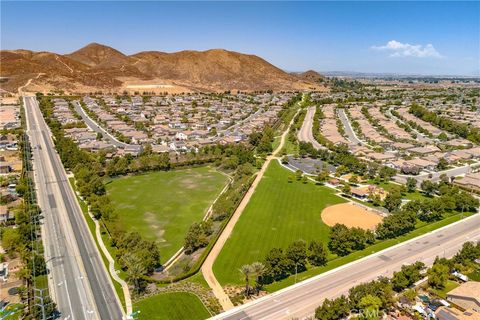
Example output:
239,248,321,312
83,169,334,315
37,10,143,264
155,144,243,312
17,73,43,95
201,107,301,311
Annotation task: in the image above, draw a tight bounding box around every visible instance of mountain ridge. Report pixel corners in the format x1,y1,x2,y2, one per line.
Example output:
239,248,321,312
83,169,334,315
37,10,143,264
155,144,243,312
1,43,325,93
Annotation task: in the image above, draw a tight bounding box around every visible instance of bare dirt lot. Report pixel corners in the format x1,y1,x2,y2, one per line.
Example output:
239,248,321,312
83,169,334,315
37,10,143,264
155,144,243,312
321,203,383,230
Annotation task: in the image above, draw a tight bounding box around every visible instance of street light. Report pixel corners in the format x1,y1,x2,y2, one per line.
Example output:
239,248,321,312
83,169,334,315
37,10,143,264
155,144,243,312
294,262,299,284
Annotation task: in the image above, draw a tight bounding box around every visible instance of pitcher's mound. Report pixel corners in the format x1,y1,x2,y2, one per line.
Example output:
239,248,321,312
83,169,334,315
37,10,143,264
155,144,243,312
321,203,383,230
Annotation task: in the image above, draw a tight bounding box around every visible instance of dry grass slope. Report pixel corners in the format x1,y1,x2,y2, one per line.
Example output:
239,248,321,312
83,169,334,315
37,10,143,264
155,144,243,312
1,43,323,93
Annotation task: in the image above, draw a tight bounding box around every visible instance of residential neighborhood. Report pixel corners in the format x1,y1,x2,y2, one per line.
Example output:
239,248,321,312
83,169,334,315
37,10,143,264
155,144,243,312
1,2,479,320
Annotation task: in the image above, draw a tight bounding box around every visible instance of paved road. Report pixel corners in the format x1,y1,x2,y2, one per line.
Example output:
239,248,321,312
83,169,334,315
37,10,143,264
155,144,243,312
386,107,432,144
73,101,141,152
297,106,324,150
395,164,474,184
212,214,480,320
222,109,263,136
337,108,366,146
25,96,124,320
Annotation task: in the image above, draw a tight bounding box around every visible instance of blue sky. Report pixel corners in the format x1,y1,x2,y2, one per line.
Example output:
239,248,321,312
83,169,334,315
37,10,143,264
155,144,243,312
1,1,479,75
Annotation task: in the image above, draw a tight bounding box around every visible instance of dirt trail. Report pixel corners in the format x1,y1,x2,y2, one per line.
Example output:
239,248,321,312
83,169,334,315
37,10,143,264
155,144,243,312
17,73,43,95
201,104,302,311
55,55,74,73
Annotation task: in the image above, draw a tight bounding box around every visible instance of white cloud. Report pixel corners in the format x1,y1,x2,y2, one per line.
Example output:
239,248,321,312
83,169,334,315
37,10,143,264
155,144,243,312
372,40,443,58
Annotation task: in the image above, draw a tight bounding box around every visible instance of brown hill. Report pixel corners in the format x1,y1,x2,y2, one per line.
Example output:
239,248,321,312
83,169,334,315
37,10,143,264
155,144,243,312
294,70,325,83
66,42,131,68
1,43,323,93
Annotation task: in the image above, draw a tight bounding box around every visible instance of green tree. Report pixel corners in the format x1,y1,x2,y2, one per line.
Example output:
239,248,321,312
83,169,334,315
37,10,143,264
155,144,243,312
349,278,394,310
383,191,402,212
427,263,449,289
123,253,147,293
454,241,480,264
286,240,308,272
295,170,303,181
349,174,359,185
1,228,20,253
329,224,374,256
308,240,328,266
359,294,382,320
369,193,382,207
183,221,212,254
391,262,425,292
263,248,293,283
437,132,448,141
341,184,351,196
250,261,265,294
239,264,253,296
315,296,350,320
420,180,437,196
316,170,330,185
436,157,448,171
406,177,417,193
376,210,417,239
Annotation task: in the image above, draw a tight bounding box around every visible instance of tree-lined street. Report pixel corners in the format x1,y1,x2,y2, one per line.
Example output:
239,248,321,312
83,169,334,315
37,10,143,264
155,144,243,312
24,96,124,320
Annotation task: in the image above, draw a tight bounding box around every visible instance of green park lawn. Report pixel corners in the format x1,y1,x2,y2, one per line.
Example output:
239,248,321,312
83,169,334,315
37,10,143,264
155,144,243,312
107,166,228,262
213,160,346,286
265,210,474,292
133,292,210,320
468,269,480,281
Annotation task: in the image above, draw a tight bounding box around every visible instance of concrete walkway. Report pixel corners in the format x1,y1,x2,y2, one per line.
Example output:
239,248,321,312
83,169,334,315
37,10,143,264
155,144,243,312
201,108,301,311
92,216,133,318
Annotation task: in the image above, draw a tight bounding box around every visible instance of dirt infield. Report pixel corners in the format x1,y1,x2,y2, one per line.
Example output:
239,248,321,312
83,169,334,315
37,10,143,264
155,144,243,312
321,203,383,230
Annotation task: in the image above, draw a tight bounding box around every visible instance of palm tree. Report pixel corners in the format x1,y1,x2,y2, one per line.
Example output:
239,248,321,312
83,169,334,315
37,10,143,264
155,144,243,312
239,264,253,296
250,262,265,294
123,253,146,294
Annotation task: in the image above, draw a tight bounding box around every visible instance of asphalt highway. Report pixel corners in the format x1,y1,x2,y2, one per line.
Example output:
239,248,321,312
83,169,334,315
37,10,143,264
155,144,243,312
213,213,480,320
25,96,124,320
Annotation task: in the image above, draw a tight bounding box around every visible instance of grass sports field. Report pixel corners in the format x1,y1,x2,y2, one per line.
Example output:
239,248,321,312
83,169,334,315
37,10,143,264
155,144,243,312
213,160,346,285
134,292,210,320
107,166,228,261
